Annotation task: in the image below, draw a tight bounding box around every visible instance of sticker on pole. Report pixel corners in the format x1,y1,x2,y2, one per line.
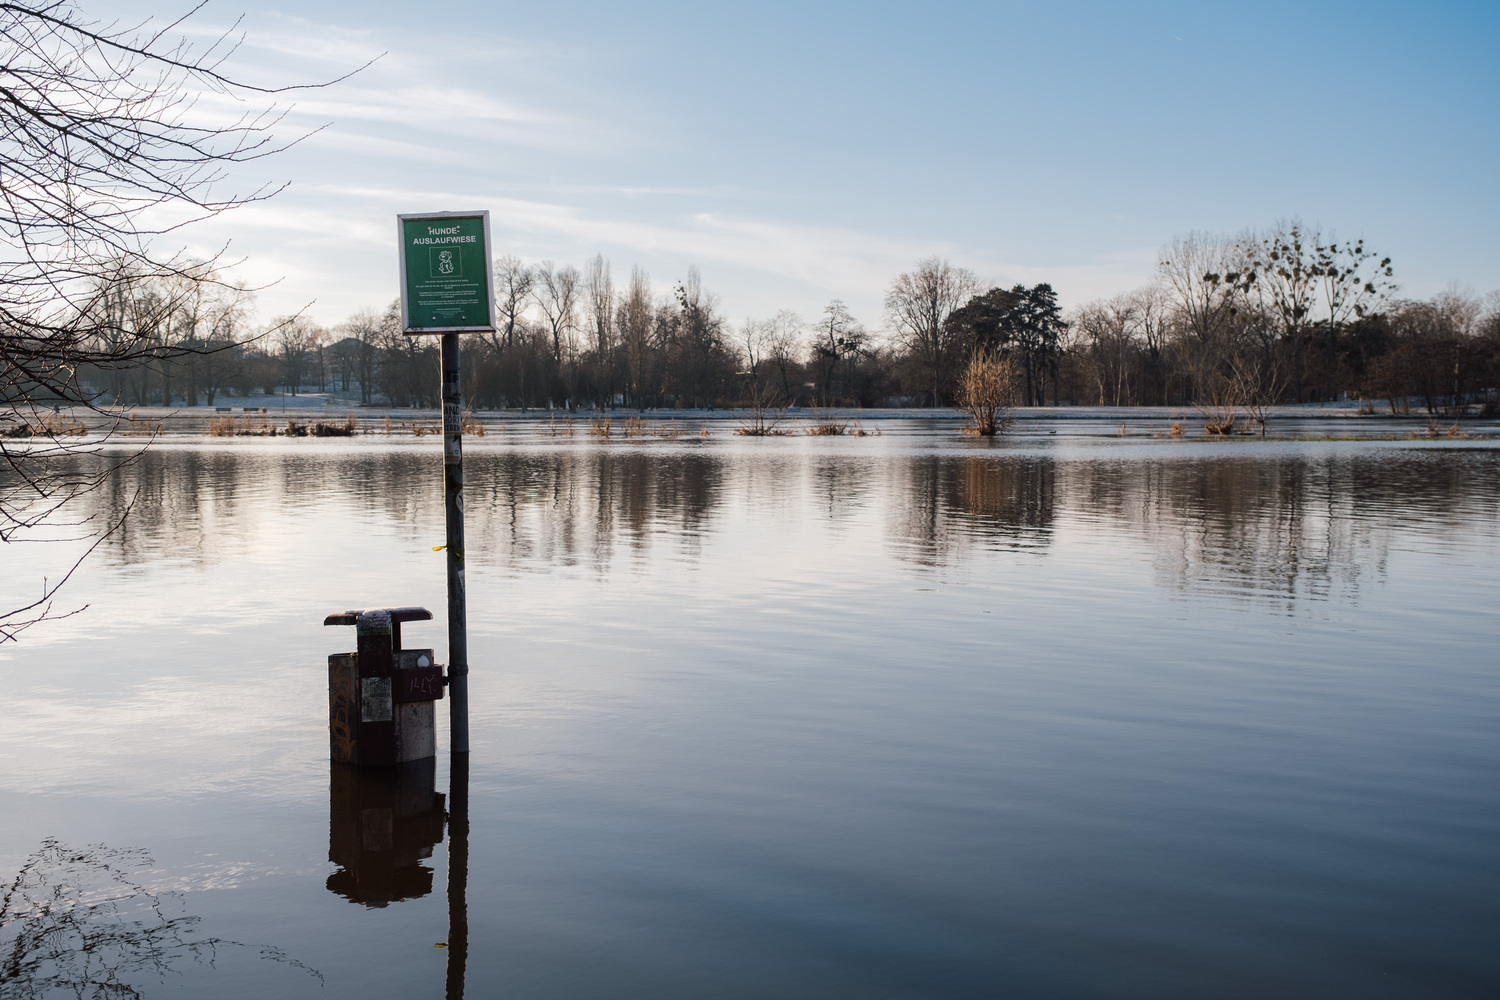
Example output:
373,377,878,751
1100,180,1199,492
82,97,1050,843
397,211,496,334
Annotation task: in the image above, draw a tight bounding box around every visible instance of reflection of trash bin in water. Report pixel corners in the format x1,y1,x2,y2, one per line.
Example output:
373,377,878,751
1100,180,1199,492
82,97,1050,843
326,758,446,907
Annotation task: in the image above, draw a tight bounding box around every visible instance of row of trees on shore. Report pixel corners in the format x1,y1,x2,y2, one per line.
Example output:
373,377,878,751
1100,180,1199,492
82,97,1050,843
66,225,1500,418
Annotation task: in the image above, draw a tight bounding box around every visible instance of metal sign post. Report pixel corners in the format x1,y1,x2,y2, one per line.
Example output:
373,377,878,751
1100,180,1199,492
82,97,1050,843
439,334,468,755
396,210,496,757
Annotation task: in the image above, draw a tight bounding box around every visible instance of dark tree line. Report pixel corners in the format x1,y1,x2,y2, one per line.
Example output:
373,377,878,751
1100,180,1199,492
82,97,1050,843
1067,224,1499,414
64,226,1499,417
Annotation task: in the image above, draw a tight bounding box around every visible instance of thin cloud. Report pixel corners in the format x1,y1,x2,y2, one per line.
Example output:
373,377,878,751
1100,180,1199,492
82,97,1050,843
201,180,1159,327
152,11,1165,326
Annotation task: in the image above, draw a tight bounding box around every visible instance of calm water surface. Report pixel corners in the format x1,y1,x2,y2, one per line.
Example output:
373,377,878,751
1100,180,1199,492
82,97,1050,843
1,424,1497,998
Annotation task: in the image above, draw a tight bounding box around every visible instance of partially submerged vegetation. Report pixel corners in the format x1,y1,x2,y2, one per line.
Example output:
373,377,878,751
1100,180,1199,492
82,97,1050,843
17,404,1497,447
957,351,1020,436
208,415,358,438
1,414,87,438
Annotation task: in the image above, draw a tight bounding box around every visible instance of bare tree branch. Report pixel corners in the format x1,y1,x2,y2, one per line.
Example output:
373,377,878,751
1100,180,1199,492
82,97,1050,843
0,1,359,638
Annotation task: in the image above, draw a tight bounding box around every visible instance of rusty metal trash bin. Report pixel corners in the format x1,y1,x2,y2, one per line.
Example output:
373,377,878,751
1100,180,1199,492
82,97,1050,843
325,606,446,765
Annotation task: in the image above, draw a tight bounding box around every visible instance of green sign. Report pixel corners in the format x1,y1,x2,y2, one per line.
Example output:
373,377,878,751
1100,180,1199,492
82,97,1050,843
397,211,496,333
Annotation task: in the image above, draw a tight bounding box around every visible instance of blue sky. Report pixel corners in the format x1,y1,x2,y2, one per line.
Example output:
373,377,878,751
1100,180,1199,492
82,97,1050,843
107,0,1500,329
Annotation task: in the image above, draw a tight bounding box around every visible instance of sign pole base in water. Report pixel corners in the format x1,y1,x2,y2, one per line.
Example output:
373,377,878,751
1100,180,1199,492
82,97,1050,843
442,332,470,755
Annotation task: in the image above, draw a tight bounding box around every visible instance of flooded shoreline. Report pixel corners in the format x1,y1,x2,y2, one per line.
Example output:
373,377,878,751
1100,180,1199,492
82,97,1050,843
2,433,1498,998
7,401,1498,443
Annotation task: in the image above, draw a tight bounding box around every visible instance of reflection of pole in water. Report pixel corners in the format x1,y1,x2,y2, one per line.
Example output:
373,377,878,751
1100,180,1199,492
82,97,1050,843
446,751,470,1000
326,759,446,907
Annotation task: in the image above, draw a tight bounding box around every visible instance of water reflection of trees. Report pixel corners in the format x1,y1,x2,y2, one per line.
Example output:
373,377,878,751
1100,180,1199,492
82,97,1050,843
1077,457,1369,602
888,448,1500,601
44,444,1500,603
889,456,1058,565
0,838,319,996
465,450,724,575
1062,451,1500,602
85,450,413,568
71,448,728,575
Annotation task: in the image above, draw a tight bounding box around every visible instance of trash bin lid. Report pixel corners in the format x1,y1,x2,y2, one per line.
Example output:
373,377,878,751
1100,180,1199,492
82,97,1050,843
323,607,433,626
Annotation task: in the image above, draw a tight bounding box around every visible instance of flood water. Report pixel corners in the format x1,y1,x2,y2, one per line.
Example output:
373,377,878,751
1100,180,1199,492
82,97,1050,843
2,424,1498,998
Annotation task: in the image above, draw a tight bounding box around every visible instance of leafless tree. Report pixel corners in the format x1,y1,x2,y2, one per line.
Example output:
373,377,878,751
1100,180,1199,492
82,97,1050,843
532,261,581,368
1248,222,1319,349
811,300,855,405
740,317,768,377
1072,294,1141,405
337,309,381,405
1432,285,1483,339
584,254,615,405
1245,220,1395,400
885,257,978,406
669,265,728,409
1481,292,1500,341
491,256,534,350
734,317,786,434
1232,353,1286,437
270,316,324,395
0,2,357,638
181,279,252,406
1382,289,1493,415
618,266,654,408
479,256,533,405
1128,281,1172,401
1158,232,1254,400
1158,233,1247,346
764,310,803,397
1196,370,1244,435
